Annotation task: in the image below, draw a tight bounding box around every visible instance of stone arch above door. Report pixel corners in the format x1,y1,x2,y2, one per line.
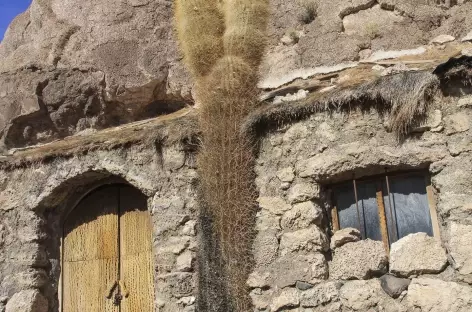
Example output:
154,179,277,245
61,184,154,312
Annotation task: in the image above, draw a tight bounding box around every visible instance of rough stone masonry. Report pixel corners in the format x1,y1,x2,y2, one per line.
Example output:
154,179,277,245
1,0,472,312
0,141,200,312
249,95,472,311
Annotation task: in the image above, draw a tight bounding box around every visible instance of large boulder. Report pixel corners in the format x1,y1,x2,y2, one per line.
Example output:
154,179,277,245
2,0,472,149
389,233,448,277
329,239,388,280
0,0,190,149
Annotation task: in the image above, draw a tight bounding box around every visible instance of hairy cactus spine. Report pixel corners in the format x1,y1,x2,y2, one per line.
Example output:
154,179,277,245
175,0,269,310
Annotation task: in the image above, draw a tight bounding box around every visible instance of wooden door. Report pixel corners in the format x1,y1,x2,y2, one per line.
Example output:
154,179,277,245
62,185,154,312
63,186,120,312
119,185,155,312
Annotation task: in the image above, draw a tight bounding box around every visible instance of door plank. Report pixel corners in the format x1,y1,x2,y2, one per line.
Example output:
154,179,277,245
63,186,119,312
62,259,118,312
119,185,155,312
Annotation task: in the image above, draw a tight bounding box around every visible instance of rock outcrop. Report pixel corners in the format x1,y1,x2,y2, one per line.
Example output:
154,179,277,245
2,0,472,149
0,0,190,149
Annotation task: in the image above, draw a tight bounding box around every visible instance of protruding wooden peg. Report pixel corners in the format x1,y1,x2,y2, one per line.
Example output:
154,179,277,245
106,281,118,299
119,280,129,298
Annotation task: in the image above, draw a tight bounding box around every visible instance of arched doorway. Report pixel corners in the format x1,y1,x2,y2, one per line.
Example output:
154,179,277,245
61,184,154,312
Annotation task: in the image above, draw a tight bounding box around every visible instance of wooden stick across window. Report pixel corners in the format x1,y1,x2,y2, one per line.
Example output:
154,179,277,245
353,179,363,237
384,175,398,242
331,206,340,232
426,184,441,241
376,183,390,254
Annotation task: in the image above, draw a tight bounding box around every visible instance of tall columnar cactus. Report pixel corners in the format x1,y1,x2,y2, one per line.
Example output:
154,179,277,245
174,0,225,78
175,0,269,310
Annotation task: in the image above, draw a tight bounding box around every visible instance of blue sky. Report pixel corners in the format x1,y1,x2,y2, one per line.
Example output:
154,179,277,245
0,0,32,41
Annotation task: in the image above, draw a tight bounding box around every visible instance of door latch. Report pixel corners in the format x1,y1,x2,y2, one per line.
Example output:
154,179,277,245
113,293,123,306
106,280,129,306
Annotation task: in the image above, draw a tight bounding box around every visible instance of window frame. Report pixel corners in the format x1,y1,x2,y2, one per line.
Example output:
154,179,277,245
328,170,441,252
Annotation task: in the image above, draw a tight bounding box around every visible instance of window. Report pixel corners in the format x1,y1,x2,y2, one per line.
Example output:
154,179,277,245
330,171,440,251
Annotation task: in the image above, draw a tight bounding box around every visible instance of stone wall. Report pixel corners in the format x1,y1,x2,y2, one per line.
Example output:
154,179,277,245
250,92,472,311
0,142,199,312
1,87,472,312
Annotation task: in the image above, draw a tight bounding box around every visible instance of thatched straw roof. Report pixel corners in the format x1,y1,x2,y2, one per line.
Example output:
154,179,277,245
434,55,472,84
1,50,471,169
244,70,441,137
243,56,472,138
0,108,198,169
